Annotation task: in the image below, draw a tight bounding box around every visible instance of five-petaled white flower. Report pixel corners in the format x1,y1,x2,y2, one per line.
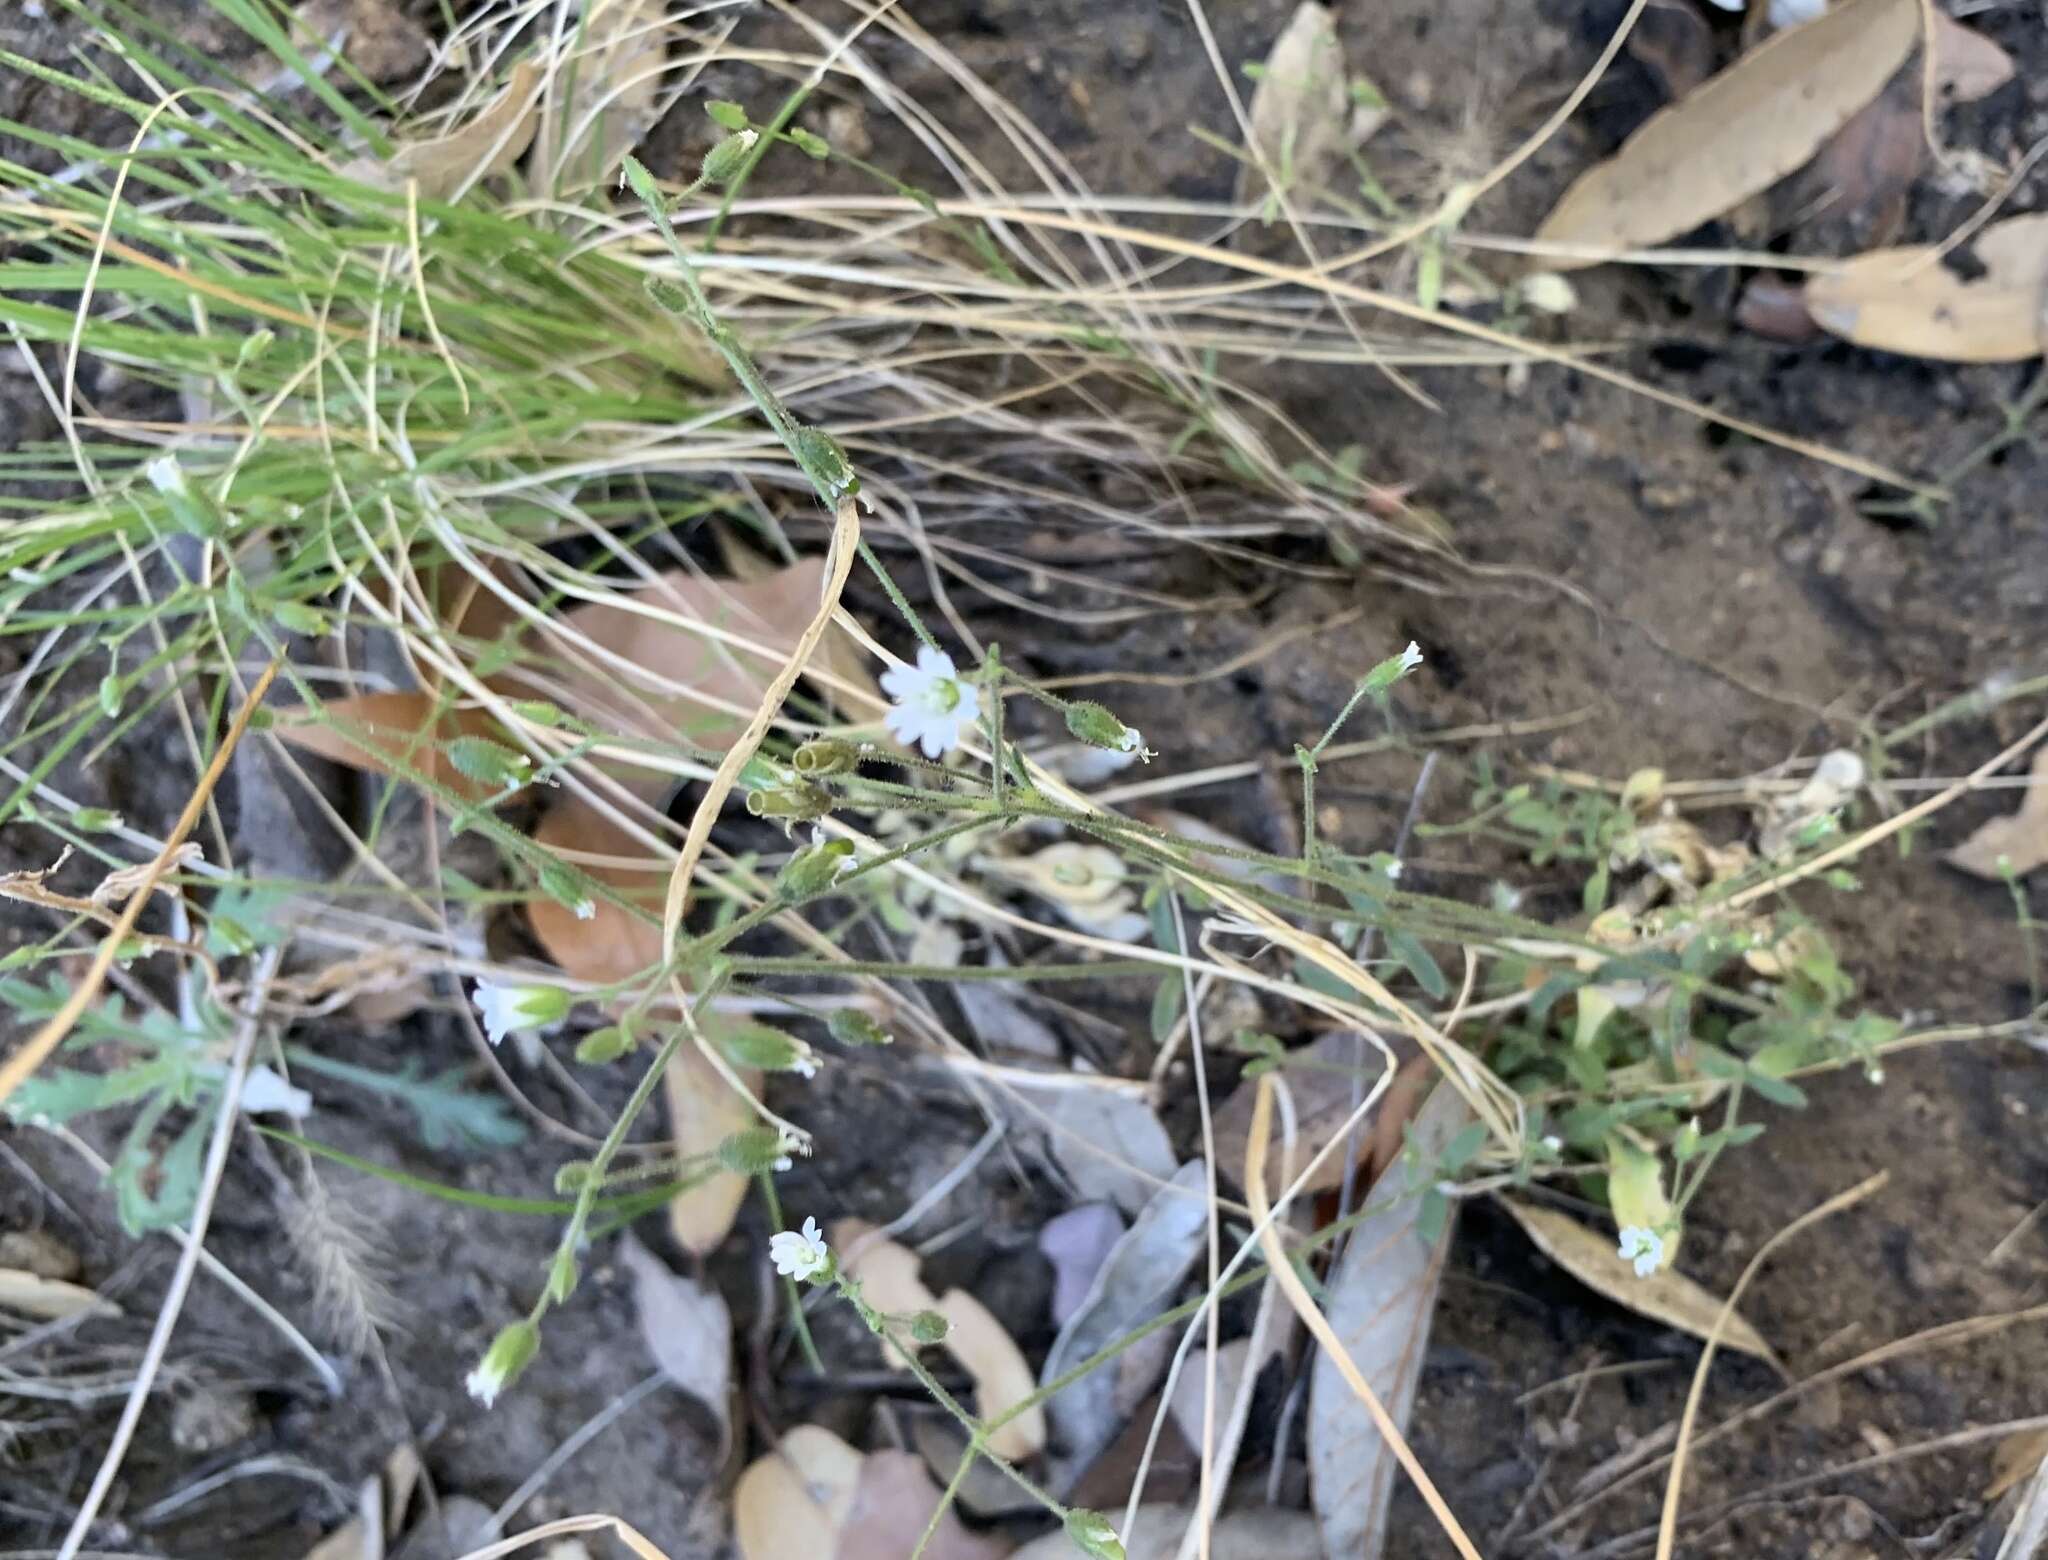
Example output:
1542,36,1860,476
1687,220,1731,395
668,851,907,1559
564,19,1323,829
1617,1225,1665,1279
1399,641,1424,674
472,981,570,1047
770,1216,831,1282
882,646,982,758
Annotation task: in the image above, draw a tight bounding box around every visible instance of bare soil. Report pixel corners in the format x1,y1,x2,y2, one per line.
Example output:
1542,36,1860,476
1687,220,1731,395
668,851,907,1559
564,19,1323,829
4,2,2047,1557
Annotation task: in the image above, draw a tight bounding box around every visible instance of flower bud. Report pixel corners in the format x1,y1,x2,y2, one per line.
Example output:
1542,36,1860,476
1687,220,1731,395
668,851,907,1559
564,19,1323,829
1064,1510,1126,1560
465,1319,539,1408
792,736,859,776
1063,700,1143,755
700,128,759,185
828,1009,893,1048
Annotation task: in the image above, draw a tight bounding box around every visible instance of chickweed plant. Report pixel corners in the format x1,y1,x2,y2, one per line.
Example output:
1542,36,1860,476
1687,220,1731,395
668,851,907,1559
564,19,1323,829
0,2,1952,1550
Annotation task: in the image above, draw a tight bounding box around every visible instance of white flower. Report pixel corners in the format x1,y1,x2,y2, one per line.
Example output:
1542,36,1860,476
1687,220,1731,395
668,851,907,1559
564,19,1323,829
465,1320,538,1409
1399,641,1424,674
881,646,982,758
773,1155,794,1173
572,898,595,921
472,980,570,1047
1617,1225,1665,1279
791,1050,819,1080
770,1216,830,1281
1116,724,1142,754
1385,858,1404,881
237,1064,312,1120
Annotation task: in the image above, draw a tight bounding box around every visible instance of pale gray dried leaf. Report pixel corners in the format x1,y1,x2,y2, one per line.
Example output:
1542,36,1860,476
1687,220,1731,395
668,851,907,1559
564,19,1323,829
1501,1199,1780,1366
1040,1161,1208,1486
1038,1203,1127,1327
1238,0,1352,206
352,61,543,202
534,0,673,193
392,1496,496,1560
1535,0,1919,266
1011,1504,1321,1560
1308,1083,1468,1560
1010,1072,1176,1217
1806,214,2048,363
1931,11,2015,104
621,1235,733,1456
0,1267,116,1321
911,1415,1046,1519
954,964,1063,1060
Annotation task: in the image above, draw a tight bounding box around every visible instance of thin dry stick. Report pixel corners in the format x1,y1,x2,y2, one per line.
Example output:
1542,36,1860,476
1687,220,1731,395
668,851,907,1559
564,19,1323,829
1246,1073,1484,1560
0,654,284,1108
56,945,283,1560
455,1513,672,1560
1654,1171,1890,1560
657,495,860,1147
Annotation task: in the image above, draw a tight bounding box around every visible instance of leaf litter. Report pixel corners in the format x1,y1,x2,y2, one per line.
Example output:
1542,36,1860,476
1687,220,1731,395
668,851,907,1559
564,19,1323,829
1805,213,2048,363
1534,0,1920,266
1306,1082,1468,1560
1948,745,2048,878
620,1234,733,1457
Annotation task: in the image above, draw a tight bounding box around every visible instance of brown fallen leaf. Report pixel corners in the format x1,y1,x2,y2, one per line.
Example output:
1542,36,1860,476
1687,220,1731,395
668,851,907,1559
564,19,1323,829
355,60,544,202
1534,0,1919,268
837,1450,1008,1560
1211,1029,1401,1198
533,0,672,194
1930,11,2015,104
1501,1198,1782,1368
274,690,506,804
0,1266,117,1321
1948,746,2048,879
0,1229,81,1280
1735,274,1822,341
719,526,878,723
539,558,843,756
1988,1425,2048,1502
1784,71,1923,253
734,1425,865,1560
663,1041,760,1256
1238,0,1352,206
831,1218,1046,1461
1628,0,1716,102
1806,214,2048,363
620,1235,733,1458
527,796,667,985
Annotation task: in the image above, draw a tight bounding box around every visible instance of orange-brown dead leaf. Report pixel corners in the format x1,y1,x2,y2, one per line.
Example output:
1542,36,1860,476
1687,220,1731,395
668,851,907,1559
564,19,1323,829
274,690,506,803
526,796,668,985
662,1041,758,1256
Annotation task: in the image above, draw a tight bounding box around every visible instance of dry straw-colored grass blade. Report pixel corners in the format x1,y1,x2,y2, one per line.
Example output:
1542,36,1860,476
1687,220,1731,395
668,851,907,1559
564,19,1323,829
1806,214,2048,363
1534,0,1920,268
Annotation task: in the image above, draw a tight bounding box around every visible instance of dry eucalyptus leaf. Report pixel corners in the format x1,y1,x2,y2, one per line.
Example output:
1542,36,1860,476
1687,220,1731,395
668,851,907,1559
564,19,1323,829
620,1235,733,1457
1212,1029,1393,1198
734,1425,865,1560
1038,1203,1126,1327
274,690,507,804
1805,213,2048,362
1502,1198,1781,1367
1948,746,2048,879
1930,11,2015,103
1307,1083,1466,1560
1040,1161,1208,1486
1010,1504,1322,1560
1009,1073,1175,1217
533,0,673,193
357,60,543,202
719,528,878,723
838,1450,1009,1560
662,1043,760,1256
829,1219,1047,1461
1628,0,1716,101
0,1267,117,1321
526,796,666,985
1988,1426,2048,1502
1784,71,1923,253
1238,0,1352,206
1533,0,1918,267
540,559,842,755
0,1230,80,1280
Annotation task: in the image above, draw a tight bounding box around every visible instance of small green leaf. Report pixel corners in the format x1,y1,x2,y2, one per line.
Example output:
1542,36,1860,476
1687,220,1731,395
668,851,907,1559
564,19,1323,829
787,126,829,158
705,99,749,130
1149,973,1185,1044
97,674,121,719
272,600,330,636
446,735,529,789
